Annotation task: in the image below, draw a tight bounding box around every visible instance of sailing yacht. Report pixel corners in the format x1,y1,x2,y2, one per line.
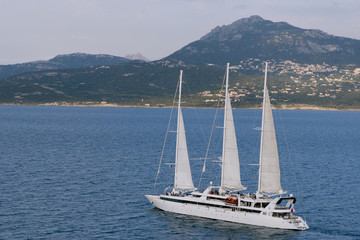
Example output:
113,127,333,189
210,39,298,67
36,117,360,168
145,63,309,230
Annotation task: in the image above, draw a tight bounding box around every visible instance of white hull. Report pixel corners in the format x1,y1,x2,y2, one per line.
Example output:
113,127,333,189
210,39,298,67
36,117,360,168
145,194,308,230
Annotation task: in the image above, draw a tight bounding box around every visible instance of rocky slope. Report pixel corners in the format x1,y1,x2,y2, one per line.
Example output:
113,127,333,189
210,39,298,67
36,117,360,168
125,53,149,62
166,15,360,66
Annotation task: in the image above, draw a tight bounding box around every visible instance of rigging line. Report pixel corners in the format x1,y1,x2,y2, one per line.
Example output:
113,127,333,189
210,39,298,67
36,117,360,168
268,71,290,192
267,69,289,191
248,75,264,167
247,78,263,187
248,108,262,167
277,109,302,196
154,79,180,188
274,109,288,191
183,75,209,149
198,71,226,188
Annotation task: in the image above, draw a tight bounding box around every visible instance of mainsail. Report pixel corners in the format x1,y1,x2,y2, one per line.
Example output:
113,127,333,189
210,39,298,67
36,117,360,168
221,63,246,190
258,62,283,194
174,70,195,191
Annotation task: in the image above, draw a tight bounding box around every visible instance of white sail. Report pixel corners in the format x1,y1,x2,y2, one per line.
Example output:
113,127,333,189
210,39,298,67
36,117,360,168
221,63,246,190
258,62,283,194
174,70,195,191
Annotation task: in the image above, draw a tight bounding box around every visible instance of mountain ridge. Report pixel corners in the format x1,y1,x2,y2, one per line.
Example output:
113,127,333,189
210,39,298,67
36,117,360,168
0,53,129,80
165,15,360,66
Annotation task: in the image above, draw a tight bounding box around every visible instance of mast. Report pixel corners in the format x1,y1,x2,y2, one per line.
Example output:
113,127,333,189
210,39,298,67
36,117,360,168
257,62,283,196
174,70,195,191
221,63,230,188
220,63,245,191
257,63,267,194
177,70,183,116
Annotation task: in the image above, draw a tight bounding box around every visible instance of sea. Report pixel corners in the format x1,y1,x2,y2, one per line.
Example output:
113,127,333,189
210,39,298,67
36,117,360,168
0,106,359,239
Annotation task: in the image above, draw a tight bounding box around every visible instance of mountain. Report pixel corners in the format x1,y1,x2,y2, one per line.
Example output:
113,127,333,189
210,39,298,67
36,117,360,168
125,53,149,62
0,16,359,109
0,53,129,80
165,15,360,66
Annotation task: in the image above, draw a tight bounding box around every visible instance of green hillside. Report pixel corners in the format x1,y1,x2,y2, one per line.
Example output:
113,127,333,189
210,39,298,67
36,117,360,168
1,59,359,109
0,60,225,105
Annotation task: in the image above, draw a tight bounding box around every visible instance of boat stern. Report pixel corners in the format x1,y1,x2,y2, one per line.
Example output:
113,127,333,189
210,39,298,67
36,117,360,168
282,215,309,230
293,216,309,230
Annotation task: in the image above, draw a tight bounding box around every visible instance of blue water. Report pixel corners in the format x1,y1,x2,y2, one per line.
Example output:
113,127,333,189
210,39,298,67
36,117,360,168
0,106,359,239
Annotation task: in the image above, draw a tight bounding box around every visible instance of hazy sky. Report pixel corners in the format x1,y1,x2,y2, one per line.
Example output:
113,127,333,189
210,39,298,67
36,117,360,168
0,0,359,64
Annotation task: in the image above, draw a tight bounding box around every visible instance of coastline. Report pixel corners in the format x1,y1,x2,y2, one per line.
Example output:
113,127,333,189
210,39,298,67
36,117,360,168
1,102,359,111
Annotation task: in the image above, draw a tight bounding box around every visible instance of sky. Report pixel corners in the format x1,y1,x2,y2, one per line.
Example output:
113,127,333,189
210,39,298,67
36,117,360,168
0,0,359,64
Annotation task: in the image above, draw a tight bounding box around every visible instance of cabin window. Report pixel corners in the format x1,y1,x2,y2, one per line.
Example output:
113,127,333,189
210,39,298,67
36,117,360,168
272,212,291,218
242,201,251,207
254,203,261,208
241,209,262,213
